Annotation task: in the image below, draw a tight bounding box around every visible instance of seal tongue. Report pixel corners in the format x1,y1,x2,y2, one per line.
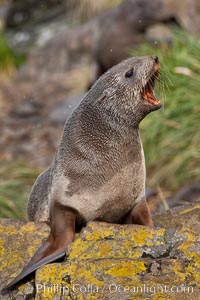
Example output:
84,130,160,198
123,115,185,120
143,76,160,105
144,90,160,105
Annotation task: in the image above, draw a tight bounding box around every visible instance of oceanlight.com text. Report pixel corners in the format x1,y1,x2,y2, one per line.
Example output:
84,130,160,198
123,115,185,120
36,283,194,296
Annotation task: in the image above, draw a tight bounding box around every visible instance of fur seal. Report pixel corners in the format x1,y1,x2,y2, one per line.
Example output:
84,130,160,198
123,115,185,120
3,55,161,291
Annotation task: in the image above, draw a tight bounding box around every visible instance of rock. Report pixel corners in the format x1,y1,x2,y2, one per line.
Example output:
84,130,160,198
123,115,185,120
11,100,42,118
0,219,49,298
1,203,200,299
4,0,69,54
167,183,200,208
154,203,200,231
0,64,90,167
0,2,9,28
147,184,200,215
49,94,84,124
145,187,157,200
5,0,67,29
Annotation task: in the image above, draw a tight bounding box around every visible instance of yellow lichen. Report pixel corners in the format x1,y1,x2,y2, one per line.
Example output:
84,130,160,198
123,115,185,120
36,263,71,299
177,228,200,242
170,260,186,281
105,260,146,276
0,223,18,235
177,241,200,287
127,227,165,247
179,204,200,215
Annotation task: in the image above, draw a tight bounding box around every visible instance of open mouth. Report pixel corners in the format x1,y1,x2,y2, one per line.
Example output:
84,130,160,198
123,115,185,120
142,68,160,106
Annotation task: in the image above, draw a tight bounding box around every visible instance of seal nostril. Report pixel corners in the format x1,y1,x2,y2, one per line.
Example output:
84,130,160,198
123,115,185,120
152,56,159,63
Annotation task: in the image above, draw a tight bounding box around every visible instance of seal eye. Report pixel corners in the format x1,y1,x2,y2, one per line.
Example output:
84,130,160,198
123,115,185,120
125,69,134,78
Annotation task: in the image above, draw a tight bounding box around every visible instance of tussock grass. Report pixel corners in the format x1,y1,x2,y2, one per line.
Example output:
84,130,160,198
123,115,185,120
0,30,25,76
74,0,123,19
0,162,40,219
132,29,200,190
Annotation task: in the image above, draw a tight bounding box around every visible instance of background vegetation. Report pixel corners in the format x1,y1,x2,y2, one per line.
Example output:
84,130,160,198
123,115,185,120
0,25,28,218
135,29,200,190
0,29,24,76
0,162,40,219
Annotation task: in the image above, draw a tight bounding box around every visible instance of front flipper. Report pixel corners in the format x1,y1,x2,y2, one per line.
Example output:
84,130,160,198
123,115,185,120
2,203,77,292
124,197,154,227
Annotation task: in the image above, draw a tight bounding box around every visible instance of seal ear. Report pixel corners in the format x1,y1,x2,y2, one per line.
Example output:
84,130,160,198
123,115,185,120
92,87,117,105
2,204,76,292
92,93,107,105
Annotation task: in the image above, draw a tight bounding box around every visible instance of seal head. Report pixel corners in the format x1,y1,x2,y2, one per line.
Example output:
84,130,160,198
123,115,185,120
90,55,161,128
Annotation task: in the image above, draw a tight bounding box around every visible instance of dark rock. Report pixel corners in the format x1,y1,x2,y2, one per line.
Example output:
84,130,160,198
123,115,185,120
4,0,73,54
49,94,84,124
5,0,67,29
145,23,173,46
154,202,200,231
167,183,200,207
11,101,42,118
147,184,200,215
0,2,10,26
145,187,157,200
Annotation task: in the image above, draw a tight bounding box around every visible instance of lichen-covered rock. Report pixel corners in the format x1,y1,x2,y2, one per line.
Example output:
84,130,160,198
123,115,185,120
1,203,200,299
0,219,49,299
154,203,200,233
